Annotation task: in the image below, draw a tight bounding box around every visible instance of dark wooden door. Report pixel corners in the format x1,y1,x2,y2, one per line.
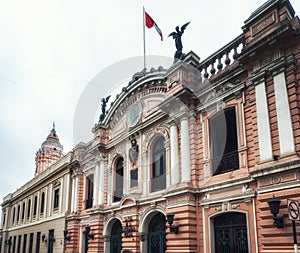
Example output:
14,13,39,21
110,221,122,253
214,212,248,253
47,230,54,253
148,213,166,253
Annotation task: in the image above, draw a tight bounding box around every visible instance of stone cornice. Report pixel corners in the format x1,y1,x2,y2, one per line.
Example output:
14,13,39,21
250,159,300,178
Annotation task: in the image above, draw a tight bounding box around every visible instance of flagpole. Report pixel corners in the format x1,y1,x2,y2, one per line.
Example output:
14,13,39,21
143,6,146,70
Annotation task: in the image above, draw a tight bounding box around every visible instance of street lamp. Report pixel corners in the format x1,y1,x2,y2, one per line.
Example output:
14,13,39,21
268,195,284,228
84,225,94,253
166,213,179,234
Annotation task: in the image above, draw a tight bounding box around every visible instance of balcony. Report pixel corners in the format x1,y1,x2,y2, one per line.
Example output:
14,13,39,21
212,150,239,175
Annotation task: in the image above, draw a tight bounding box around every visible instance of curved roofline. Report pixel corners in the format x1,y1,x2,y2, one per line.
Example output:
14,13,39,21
94,68,167,130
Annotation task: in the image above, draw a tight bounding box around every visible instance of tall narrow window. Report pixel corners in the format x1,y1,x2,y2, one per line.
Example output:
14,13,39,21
17,235,21,253
33,196,38,216
40,192,45,214
13,236,16,253
35,232,41,253
2,212,6,227
28,233,34,253
22,234,27,253
210,107,239,175
12,207,16,225
27,199,31,220
113,157,124,202
86,174,94,209
21,202,25,221
53,189,60,209
17,205,20,223
151,135,166,192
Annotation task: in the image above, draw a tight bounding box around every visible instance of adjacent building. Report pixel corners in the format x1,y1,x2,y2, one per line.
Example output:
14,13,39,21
2,0,300,252
1,126,72,253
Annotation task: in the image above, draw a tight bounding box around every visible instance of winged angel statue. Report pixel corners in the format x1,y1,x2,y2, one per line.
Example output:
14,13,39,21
168,22,190,62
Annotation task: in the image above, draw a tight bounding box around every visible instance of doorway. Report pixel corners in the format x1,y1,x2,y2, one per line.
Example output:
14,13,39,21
214,212,248,253
148,212,166,253
110,220,122,253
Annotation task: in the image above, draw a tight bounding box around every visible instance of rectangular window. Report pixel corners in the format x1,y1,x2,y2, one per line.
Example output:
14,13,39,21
48,230,54,253
13,236,17,253
12,207,16,225
3,212,6,227
22,234,27,253
21,202,25,221
27,199,31,220
33,196,38,216
28,233,34,253
17,205,20,222
53,189,59,209
86,174,94,208
35,232,41,253
17,235,21,253
8,236,12,253
210,107,239,175
40,193,45,214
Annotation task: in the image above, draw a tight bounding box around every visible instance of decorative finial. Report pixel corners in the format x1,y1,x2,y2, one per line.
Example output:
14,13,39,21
53,121,55,130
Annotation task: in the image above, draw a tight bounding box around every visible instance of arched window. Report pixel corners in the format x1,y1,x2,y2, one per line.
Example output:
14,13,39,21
40,192,45,214
151,135,166,192
113,157,124,202
210,107,239,175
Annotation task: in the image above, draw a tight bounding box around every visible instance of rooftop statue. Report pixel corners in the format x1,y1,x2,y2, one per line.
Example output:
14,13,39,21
168,22,190,62
99,95,111,122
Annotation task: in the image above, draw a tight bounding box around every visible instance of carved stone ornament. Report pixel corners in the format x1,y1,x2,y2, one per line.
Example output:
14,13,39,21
129,139,139,165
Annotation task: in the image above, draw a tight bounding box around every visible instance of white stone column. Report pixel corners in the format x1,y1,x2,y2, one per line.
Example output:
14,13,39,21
255,81,273,161
94,164,100,206
46,185,51,217
98,159,105,205
74,177,78,212
273,72,295,155
107,169,112,205
71,177,75,212
165,141,171,189
170,122,180,185
59,178,63,213
180,115,191,182
64,174,70,212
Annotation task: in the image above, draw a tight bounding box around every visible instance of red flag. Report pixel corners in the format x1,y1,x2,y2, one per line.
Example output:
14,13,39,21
145,11,163,41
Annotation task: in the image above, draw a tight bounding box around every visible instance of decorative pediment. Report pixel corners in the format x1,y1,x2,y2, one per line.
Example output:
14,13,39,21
120,196,136,207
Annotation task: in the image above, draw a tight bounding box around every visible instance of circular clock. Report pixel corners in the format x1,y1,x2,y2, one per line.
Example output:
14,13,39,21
127,103,141,127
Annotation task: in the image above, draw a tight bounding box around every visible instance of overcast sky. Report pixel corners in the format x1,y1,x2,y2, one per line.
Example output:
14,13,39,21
1,0,300,203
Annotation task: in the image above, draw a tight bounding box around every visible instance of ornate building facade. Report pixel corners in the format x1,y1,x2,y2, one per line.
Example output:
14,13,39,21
2,0,300,252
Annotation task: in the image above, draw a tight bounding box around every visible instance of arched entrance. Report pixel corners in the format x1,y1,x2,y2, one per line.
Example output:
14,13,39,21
110,220,122,253
214,212,249,253
148,212,166,253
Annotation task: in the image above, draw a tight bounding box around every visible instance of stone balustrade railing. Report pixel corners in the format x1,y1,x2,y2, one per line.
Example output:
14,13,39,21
197,34,245,79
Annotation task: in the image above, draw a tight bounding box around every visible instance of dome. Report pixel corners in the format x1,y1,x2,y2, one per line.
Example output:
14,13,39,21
41,125,63,150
